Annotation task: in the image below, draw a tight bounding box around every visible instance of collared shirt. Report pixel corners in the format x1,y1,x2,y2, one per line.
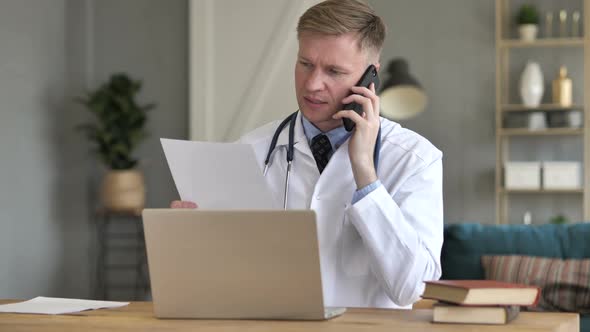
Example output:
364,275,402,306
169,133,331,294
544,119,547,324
300,115,351,154
300,115,381,204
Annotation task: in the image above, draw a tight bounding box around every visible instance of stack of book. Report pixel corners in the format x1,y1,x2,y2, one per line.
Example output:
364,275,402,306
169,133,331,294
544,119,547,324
422,280,541,325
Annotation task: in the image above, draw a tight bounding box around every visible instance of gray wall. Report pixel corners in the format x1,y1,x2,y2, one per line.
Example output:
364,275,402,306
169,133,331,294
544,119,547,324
0,0,90,299
370,0,584,224
2,0,577,298
370,0,497,224
92,0,188,211
0,0,187,299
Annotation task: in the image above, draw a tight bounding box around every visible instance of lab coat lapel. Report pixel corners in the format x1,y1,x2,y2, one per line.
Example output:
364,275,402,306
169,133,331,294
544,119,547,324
275,111,313,159
316,138,356,200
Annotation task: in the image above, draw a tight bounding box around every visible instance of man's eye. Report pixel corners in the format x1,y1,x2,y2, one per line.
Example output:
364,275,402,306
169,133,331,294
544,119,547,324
329,69,342,75
300,61,312,68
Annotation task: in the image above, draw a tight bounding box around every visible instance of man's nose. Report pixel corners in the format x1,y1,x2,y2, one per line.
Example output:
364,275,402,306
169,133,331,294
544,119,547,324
304,69,325,91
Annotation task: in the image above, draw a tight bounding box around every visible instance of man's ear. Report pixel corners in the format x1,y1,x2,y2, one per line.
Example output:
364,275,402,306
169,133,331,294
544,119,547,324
374,62,381,72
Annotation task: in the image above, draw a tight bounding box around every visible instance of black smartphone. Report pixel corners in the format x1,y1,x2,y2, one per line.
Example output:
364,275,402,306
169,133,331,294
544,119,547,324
342,65,380,132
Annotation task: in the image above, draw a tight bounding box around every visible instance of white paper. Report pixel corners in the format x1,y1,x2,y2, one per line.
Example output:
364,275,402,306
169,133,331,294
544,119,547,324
0,296,128,315
161,138,279,209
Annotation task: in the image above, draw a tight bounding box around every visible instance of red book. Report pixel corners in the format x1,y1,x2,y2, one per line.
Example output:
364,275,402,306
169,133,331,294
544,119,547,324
422,280,540,306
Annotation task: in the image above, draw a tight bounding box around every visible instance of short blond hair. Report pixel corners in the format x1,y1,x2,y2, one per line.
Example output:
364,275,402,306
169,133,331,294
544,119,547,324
297,0,386,61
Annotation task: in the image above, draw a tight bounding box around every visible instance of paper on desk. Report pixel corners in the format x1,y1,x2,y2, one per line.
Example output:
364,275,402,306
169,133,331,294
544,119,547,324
161,138,279,209
0,297,128,315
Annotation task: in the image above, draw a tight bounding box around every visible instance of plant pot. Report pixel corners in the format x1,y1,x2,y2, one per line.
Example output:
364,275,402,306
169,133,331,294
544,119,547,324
518,24,538,41
101,169,145,212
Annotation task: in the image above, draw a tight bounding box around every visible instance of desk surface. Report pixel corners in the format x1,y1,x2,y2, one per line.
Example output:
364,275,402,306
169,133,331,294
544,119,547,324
0,300,579,332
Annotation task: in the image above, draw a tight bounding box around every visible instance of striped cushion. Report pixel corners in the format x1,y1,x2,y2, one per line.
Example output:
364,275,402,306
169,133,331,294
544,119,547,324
481,255,590,312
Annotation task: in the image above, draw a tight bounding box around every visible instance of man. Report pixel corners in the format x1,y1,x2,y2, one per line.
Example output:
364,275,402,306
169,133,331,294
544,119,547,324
172,0,443,309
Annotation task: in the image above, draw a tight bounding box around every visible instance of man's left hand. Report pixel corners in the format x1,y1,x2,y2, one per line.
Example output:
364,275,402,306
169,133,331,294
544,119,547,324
332,82,380,189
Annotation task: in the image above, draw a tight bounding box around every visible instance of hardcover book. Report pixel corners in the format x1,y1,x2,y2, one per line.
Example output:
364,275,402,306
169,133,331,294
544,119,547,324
422,280,540,306
433,302,520,325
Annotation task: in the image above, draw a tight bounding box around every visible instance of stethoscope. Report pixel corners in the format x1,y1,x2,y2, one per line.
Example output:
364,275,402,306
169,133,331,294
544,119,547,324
263,110,381,209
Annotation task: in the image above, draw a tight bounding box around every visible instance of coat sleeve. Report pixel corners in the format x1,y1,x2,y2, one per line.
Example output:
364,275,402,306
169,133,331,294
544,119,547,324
345,157,444,306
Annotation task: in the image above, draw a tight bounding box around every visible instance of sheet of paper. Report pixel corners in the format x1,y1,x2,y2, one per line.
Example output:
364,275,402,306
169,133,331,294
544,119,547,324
161,138,279,209
0,297,128,315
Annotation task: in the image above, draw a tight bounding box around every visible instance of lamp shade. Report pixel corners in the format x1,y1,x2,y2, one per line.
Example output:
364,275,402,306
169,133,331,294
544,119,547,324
379,58,427,120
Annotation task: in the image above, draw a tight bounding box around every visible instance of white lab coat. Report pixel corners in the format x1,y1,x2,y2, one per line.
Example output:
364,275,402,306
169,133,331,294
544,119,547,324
238,112,443,309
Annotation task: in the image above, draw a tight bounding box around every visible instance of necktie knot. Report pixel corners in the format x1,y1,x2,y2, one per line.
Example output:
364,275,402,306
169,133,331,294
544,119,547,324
310,134,332,174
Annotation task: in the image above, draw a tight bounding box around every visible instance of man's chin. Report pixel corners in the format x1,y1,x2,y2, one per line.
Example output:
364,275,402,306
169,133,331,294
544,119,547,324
300,109,342,130
300,108,329,122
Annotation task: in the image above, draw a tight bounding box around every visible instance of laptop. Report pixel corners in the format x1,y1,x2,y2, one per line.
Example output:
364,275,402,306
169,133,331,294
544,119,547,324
141,209,346,320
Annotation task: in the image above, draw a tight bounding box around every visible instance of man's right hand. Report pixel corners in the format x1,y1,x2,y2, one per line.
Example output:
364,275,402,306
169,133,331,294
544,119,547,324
170,200,198,209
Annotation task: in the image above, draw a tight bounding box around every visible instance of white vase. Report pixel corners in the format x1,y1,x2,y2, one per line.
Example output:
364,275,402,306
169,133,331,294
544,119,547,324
528,112,547,130
568,110,583,127
518,24,538,41
520,61,544,107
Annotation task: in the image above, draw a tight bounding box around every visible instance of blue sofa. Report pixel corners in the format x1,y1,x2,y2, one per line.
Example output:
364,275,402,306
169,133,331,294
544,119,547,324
441,223,590,332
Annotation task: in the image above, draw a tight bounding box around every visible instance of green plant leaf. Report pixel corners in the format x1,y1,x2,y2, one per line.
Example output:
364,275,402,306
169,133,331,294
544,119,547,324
74,73,154,170
517,4,539,25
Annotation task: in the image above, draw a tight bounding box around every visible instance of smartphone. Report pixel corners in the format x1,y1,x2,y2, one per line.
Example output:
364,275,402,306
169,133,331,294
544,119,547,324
342,65,380,132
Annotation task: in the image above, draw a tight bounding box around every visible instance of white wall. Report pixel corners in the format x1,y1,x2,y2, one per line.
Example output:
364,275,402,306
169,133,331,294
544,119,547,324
187,0,499,224
189,0,319,142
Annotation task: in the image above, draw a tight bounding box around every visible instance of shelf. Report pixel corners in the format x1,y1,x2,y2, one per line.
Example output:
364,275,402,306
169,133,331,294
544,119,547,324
501,104,584,112
500,188,584,194
500,128,584,136
499,38,585,48
494,0,590,225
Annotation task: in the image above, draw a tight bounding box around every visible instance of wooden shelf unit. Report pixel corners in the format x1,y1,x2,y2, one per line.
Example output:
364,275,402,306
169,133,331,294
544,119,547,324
501,103,584,112
500,128,584,136
499,37,585,48
499,188,584,194
495,0,590,224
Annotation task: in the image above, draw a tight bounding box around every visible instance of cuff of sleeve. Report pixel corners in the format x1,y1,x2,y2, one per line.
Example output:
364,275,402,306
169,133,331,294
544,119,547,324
351,180,382,205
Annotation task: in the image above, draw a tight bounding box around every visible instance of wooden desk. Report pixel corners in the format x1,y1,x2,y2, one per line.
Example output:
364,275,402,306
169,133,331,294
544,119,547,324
0,301,579,332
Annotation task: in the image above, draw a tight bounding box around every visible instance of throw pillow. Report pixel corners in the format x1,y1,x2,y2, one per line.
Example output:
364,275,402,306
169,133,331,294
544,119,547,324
481,255,590,313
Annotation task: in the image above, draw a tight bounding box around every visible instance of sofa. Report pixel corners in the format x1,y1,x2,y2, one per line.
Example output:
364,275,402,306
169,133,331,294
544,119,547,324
441,223,590,332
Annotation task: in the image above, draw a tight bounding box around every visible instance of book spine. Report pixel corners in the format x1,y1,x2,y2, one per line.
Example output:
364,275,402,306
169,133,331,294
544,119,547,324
531,287,541,307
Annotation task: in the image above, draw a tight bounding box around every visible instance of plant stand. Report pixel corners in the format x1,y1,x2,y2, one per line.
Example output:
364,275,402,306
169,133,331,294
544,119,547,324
94,209,149,301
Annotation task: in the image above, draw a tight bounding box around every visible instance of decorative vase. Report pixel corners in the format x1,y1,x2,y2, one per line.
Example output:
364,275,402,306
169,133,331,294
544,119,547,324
518,24,538,41
568,110,583,128
552,66,572,107
528,112,547,131
520,61,544,107
101,169,146,212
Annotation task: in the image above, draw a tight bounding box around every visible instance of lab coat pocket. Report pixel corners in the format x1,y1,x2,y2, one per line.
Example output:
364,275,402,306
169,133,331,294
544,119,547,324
340,216,370,277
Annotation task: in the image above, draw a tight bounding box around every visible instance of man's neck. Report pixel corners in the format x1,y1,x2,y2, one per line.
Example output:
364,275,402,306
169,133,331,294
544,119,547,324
301,114,351,151
303,116,342,133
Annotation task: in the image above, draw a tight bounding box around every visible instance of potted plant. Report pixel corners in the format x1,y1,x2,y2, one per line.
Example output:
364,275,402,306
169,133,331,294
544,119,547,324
516,4,540,41
77,73,155,212
549,214,568,224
